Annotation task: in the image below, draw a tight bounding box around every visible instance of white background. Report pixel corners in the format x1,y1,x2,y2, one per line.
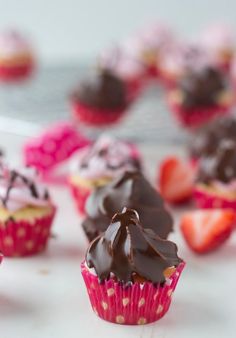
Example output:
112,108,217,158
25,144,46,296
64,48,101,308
0,0,236,63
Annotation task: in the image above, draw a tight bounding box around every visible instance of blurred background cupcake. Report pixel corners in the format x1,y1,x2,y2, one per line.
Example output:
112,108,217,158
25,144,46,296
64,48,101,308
0,163,56,256
68,135,141,215
0,30,35,82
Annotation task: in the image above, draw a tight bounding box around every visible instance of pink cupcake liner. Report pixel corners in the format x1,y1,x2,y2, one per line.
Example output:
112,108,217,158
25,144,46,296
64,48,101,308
0,62,34,81
0,207,56,257
69,181,91,215
81,261,185,325
71,100,127,127
23,122,89,182
168,97,231,128
193,185,236,209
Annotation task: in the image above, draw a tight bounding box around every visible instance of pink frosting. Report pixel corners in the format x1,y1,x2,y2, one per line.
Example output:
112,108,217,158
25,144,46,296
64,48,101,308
99,45,146,79
0,163,51,212
0,30,32,58
70,135,140,180
160,42,211,75
201,23,235,53
123,22,176,58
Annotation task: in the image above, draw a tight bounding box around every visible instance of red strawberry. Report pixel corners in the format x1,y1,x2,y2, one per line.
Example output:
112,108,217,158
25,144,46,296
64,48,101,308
159,157,195,203
180,209,236,254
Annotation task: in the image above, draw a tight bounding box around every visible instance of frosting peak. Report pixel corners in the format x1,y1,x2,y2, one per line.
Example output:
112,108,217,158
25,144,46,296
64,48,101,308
72,69,127,110
82,171,173,241
86,208,182,284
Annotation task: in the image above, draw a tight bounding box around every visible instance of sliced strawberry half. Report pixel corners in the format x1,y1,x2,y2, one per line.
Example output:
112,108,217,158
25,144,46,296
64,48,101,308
159,157,196,204
180,209,236,254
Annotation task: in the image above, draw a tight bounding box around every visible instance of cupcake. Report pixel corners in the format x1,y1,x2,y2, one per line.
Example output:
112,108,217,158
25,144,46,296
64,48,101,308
0,30,34,81
70,69,129,126
123,22,176,78
200,23,235,72
194,139,236,209
81,208,184,325
0,163,56,257
99,45,146,102
82,170,173,242
159,43,210,87
69,136,141,215
168,66,233,128
189,116,236,161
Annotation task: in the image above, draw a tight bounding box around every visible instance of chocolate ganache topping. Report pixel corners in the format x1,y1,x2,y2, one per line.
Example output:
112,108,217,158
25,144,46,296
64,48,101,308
179,66,226,108
189,116,236,159
197,140,236,184
82,171,173,242
86,208,182,284
73,69,127,110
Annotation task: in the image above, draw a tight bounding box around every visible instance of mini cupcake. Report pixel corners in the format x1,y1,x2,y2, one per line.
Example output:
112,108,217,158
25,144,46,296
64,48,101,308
200,23,235,72
0,163,56,257
159,43,210,87
69,136,141,215
70,69,129,126
0,30,34,81
189,116,236,161
82,170,173,242
81,208,184,325
123,22,176,78
99,45,146,102
194,139,236,209
168,66,233,128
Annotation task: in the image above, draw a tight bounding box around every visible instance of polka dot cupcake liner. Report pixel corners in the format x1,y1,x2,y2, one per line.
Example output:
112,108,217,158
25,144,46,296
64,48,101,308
0,207,56,257
68,180,91,215
168,98,231,129
194,185,236,210
71,101,127,127
81,261,185,325
0,62,34,81
23,122,89,182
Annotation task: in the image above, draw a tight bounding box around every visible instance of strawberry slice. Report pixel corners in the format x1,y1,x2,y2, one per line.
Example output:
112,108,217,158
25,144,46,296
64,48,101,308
180,209,236,254
159,157,195,203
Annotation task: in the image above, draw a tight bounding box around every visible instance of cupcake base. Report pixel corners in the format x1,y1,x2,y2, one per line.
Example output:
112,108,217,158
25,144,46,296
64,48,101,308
168,97,231,128
194,185,236,209
0,207,56,257
69,180,91,215
71,101,127,126
0,63,34,81
81,261,185,325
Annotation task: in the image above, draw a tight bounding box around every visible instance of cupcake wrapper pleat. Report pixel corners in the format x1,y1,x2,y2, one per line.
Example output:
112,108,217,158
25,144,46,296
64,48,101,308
81,261,185,325
194,186,236,209
69,181,91,215
0,207,56,257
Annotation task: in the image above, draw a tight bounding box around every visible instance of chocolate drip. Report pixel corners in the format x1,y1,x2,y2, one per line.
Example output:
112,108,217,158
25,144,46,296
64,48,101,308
197,140,236,183
179,66,226,109
82,171,173,242
72,69,127,110
0,169,49,209
86,208,182,284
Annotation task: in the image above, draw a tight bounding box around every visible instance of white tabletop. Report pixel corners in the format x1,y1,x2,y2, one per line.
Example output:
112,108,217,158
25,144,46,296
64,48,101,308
0,132,235,338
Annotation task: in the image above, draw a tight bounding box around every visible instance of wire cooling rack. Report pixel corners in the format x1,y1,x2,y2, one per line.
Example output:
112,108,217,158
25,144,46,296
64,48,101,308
0,64,188,143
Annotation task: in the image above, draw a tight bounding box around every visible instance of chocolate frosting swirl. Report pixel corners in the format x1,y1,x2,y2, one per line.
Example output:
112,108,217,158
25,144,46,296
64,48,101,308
179,66,226,108
197,139,236,184
189,116,236,159
82,171,173,242
72,70,127,110
86,208,182,284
